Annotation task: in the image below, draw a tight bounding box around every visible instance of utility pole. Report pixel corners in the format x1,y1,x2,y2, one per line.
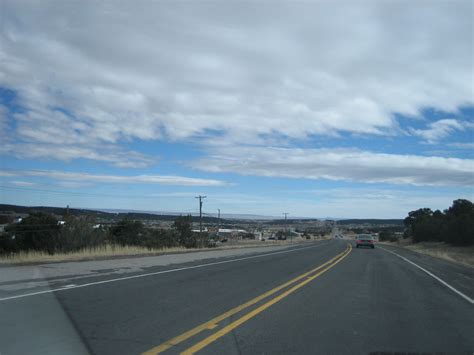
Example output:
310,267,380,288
217,209,221,239
195,195,207,235
283,212,289,242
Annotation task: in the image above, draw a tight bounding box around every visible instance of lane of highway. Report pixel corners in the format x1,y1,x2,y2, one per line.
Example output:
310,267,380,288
145,244,352,355
0,239,472,355
0,241,331,301
200,242,474,354
0,240,343,354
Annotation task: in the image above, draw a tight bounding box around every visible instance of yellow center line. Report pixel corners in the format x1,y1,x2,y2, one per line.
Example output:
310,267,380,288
181,245,352,355
142,245,351,355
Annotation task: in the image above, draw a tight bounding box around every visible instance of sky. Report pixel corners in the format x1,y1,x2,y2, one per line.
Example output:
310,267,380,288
0,0,473,219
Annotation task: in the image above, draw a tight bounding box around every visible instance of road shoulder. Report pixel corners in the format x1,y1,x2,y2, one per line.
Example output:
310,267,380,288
379,243,474,301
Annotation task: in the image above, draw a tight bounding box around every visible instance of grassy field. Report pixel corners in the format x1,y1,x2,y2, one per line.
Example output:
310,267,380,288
0,237,325,265
381,239,474,268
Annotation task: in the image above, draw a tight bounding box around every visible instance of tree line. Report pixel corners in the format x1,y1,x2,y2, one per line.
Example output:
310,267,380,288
0,213,211,255
402,199,473,246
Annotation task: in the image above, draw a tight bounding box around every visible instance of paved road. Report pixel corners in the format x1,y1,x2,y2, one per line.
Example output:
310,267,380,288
0,239,473,354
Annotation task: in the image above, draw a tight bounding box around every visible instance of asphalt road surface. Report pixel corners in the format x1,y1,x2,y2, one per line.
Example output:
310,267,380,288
1,239,473,354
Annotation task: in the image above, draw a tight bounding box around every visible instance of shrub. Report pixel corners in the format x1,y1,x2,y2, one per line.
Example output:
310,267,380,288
404,200,473,246
173,215,196,248
379,230,397,242
4,213,61,255
0,232,19,254
143,229,178,249
58,216,107,252
109,219,146,246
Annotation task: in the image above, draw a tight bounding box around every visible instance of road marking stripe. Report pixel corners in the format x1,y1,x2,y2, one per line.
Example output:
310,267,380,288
143,245,350,355
380,247,474,305
181,245,352,355
0,242,329,302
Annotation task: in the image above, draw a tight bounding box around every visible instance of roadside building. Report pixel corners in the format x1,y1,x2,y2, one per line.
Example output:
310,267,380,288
217,228,248,239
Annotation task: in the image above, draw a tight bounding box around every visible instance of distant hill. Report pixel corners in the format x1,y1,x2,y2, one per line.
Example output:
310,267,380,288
0,204,404,225
337,219,403,226
0,204,100,216
266,218,323,225
0,204,225,223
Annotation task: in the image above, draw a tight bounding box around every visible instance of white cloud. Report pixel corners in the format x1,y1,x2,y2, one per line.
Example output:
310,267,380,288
0,142,154,168
7,180,37,187
0,105,8,133
191,146,474,187
286,189,471,219
1,169,230,187
0,171,16,177
448,142,474,149
0,0,472,166
147,189,472,218
410,119,466,143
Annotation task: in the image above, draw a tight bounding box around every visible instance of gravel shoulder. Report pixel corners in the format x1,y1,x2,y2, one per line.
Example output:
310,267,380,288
379,240,474,268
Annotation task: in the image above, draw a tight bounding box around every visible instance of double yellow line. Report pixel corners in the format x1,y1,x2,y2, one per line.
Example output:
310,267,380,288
143,244,352,355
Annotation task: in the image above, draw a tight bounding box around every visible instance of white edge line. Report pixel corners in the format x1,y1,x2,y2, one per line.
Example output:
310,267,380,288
0,241,330,302
379,247,474,305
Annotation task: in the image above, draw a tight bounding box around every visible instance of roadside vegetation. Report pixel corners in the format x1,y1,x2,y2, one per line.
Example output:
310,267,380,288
402,199,473,246
0,213,314,264
0,244,191,264
375,199,474,267
0,213,211,261
376,199,474,246
401,241,474,268
2,199,471,265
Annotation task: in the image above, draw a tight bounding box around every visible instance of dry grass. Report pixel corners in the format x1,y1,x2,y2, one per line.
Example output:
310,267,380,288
0,237,319,265
0,244,189,265
381,240,474,268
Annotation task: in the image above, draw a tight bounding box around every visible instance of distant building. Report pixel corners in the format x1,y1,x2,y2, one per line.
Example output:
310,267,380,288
192,227,209,233
0,212,27,223
289,230,303,238
217,228,247,239
254,231,263,240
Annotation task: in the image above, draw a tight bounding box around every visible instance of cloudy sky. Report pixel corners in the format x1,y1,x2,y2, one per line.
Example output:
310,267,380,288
0,0,473,218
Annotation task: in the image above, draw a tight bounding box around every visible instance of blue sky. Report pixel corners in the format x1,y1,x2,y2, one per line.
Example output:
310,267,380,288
0,1,473,218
